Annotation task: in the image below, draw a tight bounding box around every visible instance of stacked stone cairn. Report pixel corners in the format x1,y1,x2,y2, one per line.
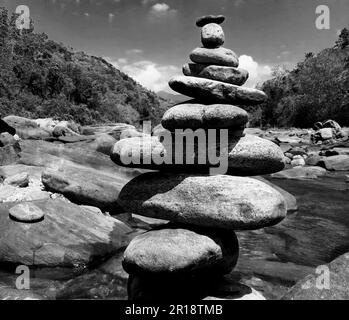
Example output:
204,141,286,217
111,15,287,301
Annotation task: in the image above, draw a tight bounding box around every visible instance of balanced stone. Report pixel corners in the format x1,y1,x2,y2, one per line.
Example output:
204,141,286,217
183,63,249,86
117,173,287,230
190,47,239,67
110,134,285,175
123,226,239,275
162,102,248,130
9,203,45,223
201,23,225,48
169,76,268,105
196,15,225,27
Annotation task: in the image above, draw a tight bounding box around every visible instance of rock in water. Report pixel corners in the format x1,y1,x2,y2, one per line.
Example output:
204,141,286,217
318,155,349,171
183,63,249,86
196,15,225,27
9,203,45,223
117,173,287,230
169,76,267,105
201,23,225,48
123,226,239,275
111,134,285,176
190,47,239,67
161,102,249,130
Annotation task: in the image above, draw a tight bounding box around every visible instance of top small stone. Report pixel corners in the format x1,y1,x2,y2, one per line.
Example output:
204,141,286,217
196,15,225,27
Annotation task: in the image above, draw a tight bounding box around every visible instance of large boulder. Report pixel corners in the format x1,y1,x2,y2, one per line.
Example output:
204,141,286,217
283,253,349,300
41,167,128,212
318,155,349,171
123,226,239,276
117,173,287,231
3,116,50,140
0,199,132,268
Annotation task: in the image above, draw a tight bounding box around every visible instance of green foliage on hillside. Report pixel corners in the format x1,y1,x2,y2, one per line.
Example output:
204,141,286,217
0,7,170,126
251,27,349,128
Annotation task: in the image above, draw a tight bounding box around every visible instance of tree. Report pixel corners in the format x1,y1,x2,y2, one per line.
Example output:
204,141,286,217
335,28,349,49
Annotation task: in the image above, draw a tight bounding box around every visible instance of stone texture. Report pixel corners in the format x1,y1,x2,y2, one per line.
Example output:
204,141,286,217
196,15,225,27
183,63,249,86
190,47,239,67
117,173,287,230
4,172,29,188
111,134,285,176
0,145,20,166
283,253,349,300
0,199,132,267
169,76,267,105
318,155,349,171
161,102,248,130
201,23,225,48
41,168,126,212
9,202,45,223
271,166,327,180
123,226,239,275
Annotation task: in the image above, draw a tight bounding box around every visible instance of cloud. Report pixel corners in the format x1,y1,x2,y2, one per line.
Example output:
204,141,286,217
119,60,180,92
148,3,177,20
125,49,144,55
238,55,273,88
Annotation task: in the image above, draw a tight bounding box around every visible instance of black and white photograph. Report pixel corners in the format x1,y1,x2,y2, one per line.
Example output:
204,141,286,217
0,0,348,309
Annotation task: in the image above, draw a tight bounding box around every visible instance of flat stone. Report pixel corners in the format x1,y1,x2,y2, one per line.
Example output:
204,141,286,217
201,23,225,48
123,226,239,275
161,102,248,130
169,76,267,105
190,47,239,67
196,15,225,27
117,173,287,230
111,134,285,176
0,199,132,268
9,203,45,223
271,166,327,180
183,63,249,86
318,155,349,171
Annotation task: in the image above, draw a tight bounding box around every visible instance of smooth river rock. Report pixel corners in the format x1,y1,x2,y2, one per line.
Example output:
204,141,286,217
183,63,249,86
117,173,287,230
0,199,131,268
9,202,45,223
169,76,267,105
161,102,248,130
111,134,285,176
201,23,225,48
123,226,239,275
196,15,225,27
190,47,239,67
318,155,349,171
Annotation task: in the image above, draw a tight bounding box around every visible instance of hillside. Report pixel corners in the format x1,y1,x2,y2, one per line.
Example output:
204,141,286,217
252,27,349,128
0,7,170,126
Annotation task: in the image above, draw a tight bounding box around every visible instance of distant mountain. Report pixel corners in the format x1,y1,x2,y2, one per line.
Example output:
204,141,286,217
0,7,171,126
254,27,349,128
157,91,189,105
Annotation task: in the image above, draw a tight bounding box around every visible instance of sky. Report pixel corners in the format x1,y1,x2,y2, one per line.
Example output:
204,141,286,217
0,0,348,93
